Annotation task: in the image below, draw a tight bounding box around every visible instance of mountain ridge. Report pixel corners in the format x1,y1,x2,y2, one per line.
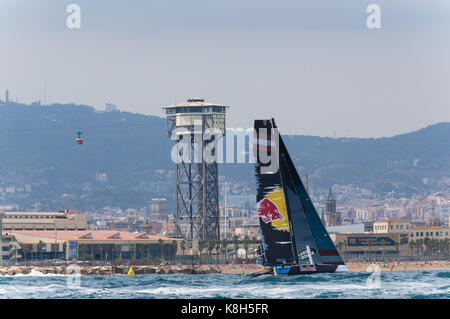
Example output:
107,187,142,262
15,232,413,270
0,102,448,211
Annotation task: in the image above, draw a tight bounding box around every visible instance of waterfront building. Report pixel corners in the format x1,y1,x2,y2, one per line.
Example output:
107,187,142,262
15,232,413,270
330,232,409,259
150,198,168,221
9,230,181,261
373,218,411,234
0,234,21,261
1,210,87,231
234,224,261,238
409,226,450,241
326,222,371,234
141,219,176,237
425,217,444,227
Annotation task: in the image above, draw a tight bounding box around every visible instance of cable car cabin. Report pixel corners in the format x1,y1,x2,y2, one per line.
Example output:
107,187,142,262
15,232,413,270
76,132,83,145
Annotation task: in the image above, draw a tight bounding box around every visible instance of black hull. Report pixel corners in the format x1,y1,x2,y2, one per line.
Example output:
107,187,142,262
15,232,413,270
274,264,339,275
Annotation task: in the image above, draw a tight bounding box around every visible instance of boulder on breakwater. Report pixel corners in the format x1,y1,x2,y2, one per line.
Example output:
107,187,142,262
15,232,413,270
156,268,166,274
0,264,223,276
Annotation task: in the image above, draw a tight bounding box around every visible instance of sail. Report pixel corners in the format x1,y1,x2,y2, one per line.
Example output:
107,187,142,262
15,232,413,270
254,118,345,267
254,119,295,265
278,131,345,266
278,150,324,265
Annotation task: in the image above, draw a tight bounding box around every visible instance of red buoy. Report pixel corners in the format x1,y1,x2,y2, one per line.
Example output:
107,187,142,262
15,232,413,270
76,131,83,145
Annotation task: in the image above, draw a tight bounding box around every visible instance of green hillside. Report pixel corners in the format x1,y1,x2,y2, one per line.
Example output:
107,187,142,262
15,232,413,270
0,102,448,211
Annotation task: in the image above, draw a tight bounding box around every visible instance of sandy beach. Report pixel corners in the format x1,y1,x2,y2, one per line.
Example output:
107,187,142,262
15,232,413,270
219,261,450,274
345,260,450,272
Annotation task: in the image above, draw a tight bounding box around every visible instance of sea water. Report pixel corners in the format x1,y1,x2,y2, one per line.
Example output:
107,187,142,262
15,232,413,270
0,270,448,299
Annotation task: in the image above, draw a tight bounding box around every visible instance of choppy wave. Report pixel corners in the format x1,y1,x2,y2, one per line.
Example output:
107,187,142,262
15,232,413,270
8,269,65,277
0,270,448,299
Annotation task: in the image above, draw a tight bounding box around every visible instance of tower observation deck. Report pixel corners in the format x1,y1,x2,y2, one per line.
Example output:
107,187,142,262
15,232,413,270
163,98,228,241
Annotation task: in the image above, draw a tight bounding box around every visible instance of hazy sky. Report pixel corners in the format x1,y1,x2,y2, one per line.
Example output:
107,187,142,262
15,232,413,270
1,0,449,137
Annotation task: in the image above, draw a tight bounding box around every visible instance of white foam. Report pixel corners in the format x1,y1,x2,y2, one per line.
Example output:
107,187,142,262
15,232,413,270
335,265,350,272
5,269,65,277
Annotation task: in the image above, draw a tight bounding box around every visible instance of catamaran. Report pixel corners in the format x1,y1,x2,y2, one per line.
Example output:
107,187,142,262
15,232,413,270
253,119,349,276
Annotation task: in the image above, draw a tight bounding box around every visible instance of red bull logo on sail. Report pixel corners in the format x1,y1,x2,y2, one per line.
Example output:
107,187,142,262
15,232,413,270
258,198,284,223
258,188,290,232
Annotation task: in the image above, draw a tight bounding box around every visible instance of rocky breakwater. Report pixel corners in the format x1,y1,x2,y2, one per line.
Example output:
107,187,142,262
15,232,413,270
0,266,68,276
0,265,222,276
112,265,221,275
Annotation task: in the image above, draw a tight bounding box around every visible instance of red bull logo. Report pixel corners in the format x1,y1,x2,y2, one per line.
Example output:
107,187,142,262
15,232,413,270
258,198,285,224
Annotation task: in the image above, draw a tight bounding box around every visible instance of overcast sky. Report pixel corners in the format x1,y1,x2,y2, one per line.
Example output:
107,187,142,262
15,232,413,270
1,0,449,137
